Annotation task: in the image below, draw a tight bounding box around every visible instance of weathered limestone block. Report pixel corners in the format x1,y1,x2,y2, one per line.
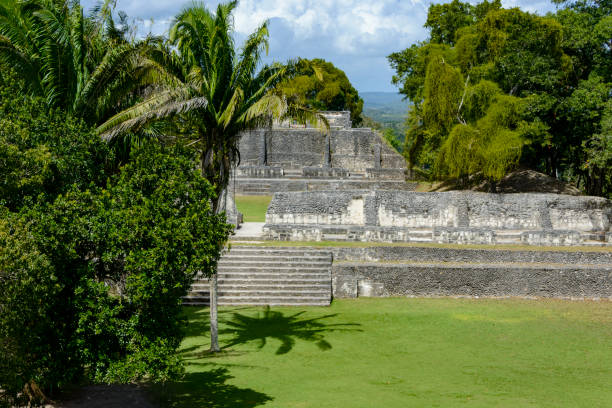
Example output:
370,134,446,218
332,274,358,298
520,230,583,246
235,166,283,178
331,263,612,299
262,225,322,241
433,227,496,245
358,280,385,297
329,246,612,264
266,192,367,226
373,144,382,169
220,188,242,227
365,168,406,180
320,111,352,129
237,125,406,174
302,167,350,178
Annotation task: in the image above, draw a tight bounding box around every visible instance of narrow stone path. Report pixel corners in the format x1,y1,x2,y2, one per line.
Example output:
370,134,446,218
232,222,265,240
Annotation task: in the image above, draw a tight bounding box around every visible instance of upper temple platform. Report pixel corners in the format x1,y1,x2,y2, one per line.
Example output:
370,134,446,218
233,111,414,195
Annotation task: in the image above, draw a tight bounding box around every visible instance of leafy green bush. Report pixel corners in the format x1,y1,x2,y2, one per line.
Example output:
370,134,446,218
0,141,231,404
0,81,112,210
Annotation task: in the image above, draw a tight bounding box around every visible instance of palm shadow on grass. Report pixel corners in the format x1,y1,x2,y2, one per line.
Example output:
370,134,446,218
220,306,362,355
154,368,272,408
181,306,256,338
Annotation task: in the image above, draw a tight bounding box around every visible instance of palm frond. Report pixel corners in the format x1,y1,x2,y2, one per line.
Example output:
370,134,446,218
97,88,207,140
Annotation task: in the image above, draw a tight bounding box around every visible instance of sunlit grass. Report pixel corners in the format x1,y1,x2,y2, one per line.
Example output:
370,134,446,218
154,298,612,407
235,195,272,222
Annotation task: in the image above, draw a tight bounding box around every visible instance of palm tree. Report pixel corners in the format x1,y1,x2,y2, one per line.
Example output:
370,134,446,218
0,0,162,126
96,1,327,351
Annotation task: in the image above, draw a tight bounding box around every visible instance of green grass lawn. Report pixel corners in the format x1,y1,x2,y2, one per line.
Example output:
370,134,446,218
235,195,272,222
233,240,612,252
153,298,612,407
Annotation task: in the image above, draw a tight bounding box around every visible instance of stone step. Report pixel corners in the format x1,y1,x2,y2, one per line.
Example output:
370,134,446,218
185,295,330,302
195,273,330,281
408,230,433,237
495,238,522,244
237,192,271,196
219,255,332,262
191,283,330,290
218,260,331,268
227,248,332,257
240,189,271,194
241,184,271,188
218,277,331,284
189,289,329,297
217,265,330,271
184,300,331,307
185,246,332,306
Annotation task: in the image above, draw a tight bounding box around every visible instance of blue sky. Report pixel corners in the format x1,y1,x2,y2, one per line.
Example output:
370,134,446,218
83,0,559,92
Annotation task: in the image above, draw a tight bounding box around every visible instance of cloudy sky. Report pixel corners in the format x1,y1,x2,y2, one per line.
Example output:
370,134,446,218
84,0,559,92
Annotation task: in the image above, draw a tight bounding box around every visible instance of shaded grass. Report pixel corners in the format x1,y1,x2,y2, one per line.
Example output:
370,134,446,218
156,298,612,407
235,195,272,222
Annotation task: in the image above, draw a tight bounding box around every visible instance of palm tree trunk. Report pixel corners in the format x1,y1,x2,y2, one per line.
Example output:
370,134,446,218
202,148,222,352
209,271,220,352
209,188,228,352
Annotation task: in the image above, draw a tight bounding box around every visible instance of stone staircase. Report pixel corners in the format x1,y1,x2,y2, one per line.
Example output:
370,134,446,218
184,246,333,306
239,182,271,195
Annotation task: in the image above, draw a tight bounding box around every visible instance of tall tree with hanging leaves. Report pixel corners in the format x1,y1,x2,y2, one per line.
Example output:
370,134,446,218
389,0,611,196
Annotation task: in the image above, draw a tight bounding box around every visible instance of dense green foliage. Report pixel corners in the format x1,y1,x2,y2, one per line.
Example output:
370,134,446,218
155,298,612,407
0,74,111,210
0,88,230,405
278,58,364,125
389,0,611,195
0,0,164,126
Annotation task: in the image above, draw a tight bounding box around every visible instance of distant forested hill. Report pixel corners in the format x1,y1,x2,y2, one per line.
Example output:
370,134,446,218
361,92,409,124
361,92,410,147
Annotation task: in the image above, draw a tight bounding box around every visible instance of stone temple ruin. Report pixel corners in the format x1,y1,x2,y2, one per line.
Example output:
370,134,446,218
233,111,415,195
185,111,612,306
233,111,611,247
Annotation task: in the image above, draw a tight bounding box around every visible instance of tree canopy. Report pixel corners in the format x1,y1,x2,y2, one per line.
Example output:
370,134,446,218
389,0,611,196
277,58,364,126
0,0,163,126
0,85,231,405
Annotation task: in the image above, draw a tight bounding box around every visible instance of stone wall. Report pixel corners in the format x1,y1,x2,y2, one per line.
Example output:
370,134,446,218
328,246,612,299
320,111,352,129
236,166,283,178
263,190,612,246
237,128,405,173
332,262,612,299
234,178,417,195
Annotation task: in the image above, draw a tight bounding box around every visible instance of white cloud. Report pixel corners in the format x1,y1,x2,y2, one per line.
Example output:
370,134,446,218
233,0,429,56
83,0,559,91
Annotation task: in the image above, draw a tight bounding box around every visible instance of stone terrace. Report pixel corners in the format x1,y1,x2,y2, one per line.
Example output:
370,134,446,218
263,190,612,246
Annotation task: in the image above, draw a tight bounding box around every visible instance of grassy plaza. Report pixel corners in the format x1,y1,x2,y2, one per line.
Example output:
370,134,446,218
154,298,612,408
235,195,273,222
